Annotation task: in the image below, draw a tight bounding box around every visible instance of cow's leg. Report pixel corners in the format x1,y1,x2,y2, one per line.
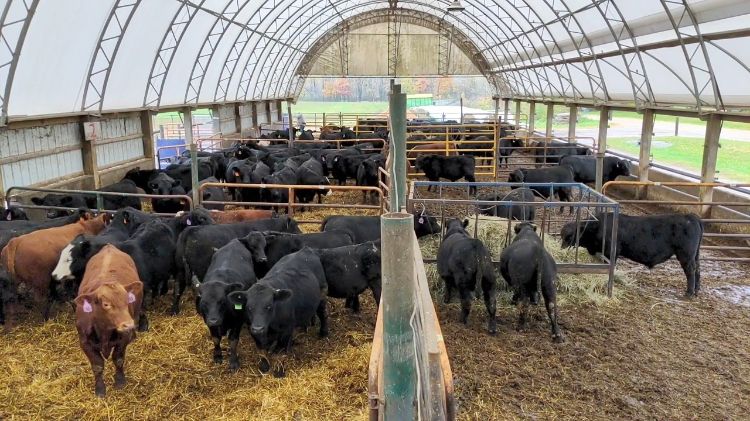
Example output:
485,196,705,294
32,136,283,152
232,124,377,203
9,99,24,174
171,276,186,315
465,174,477,195
443,276,454,304
542,278,564,343
459,289,472,325
43,280,57,321
112,342,129,389
1,279,18,332
81,339,106,397
694,251,702,293
137,311,149,332
317,299,329,337
516,295,530,331
482,279,497,335
678,252,698,297
349,295,361,313
227,327,241,372
371,283,382,307
210,329,223,364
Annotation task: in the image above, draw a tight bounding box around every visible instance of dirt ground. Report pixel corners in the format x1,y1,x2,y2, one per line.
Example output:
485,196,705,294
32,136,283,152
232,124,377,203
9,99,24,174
1,182,749,420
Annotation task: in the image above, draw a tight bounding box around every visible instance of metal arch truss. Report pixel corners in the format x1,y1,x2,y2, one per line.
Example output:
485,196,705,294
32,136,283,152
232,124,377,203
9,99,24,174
437,21,453,75
661,0,724,112
0,0,39,125
81,0,141,113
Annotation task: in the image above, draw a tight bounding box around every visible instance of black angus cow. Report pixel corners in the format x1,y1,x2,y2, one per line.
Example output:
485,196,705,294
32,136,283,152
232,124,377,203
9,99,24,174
559,155,631,184
228,247,328,376
561,213,703,296
172,216,301,314
499,222,563,342
30,179,142,219
1,207,28,221
123,167,161,193
225,159,254,201
498,137,525,168
164,162,214,193
321,213,441,243
261,166,297,207
436,219,497,334
331,154,381,185
258,230,354,277
189,177,227,210
295,158,330,206
507,166,575,212
414,155,477,194
314,241,381,313
148,172,189,214
195,232,267,371
476,188,536,221
534,140,591,165
356,156,385,204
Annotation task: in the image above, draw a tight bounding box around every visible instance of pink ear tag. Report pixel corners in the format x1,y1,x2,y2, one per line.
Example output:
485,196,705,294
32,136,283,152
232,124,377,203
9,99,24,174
186,218,192,226
6,213,11,221
127,292,136,303
82,300,93,313
418,217,424,224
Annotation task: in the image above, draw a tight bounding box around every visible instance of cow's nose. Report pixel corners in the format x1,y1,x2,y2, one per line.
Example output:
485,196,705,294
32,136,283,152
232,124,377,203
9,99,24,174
117,322,135,332
257,256,268,262
251,326,265,335
207,317,221,327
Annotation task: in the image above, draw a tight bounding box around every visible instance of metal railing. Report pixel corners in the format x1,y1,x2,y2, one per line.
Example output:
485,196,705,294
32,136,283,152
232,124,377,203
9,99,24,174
5,186,193,217
408,180,621,295
602,180,750,262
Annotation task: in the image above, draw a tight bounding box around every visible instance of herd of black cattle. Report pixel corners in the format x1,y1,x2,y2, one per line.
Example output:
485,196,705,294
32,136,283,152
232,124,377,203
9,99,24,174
0,125,706,397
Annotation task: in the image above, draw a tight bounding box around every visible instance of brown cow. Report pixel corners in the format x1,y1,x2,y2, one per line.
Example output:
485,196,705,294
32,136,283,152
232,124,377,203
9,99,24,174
75,244,143,397
208,209,274,224
0,213,109,329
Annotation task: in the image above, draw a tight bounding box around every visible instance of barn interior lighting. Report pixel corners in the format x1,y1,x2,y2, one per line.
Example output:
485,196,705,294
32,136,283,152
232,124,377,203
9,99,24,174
447,0,465,12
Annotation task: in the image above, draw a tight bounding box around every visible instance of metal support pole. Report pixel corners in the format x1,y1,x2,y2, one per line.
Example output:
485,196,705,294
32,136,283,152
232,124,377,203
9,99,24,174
699,114,723,217
595,107,610,191
528,101,536,135
234,103,242,134
183,108,200,207
459,96,464,124
545,102,554,137
380,212,417,421
287,103,294,148
638,109,655,199
675,117,680,136
390,84,407,212
140,110,156,168
503,98,510,123
514,99,521,127
568,105,577,142
276,100,283,122
251,102,259,137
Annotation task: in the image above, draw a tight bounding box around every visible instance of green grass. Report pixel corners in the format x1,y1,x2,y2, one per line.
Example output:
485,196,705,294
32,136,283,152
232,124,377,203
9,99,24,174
292,101,388,115
607,135,750,182
579,110,750,131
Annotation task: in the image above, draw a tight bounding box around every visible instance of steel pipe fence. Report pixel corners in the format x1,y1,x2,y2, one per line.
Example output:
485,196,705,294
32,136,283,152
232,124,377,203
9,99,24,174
407,180,621,296
5,186,193,218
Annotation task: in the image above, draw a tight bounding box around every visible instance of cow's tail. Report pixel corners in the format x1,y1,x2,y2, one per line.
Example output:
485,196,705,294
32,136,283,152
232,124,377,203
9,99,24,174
473,239,486,295
1,238,18,280
535,241,545,300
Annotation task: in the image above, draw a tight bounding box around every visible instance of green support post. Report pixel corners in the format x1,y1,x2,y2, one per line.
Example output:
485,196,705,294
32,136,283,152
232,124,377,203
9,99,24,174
380,212,417,420
389,84,407,212
183,108,199,208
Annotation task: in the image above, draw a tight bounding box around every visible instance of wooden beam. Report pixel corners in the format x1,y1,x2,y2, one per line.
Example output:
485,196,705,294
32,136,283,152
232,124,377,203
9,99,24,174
528,101,536,134
545,102,554,137
251,102,259,136
276,99,283,122
514,99,521,127
699,114,723,217
140,110,155,169
234,103,242,134
638,109,655,199
80,130,100,189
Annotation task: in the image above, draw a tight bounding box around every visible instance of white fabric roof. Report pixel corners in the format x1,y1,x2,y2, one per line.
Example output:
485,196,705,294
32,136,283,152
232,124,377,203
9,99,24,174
2,0,750,121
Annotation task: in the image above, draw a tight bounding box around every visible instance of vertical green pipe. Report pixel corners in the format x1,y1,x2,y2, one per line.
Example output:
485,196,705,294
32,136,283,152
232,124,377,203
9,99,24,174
595,107,609,191
183,108,199,208
381,212,417,420
390,84,407,212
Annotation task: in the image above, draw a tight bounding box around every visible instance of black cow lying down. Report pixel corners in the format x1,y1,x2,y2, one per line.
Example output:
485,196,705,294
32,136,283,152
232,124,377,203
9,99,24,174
415,154,477,194
321,213,441,243
499,222,563,342
437,219,497,334
561,212,703,296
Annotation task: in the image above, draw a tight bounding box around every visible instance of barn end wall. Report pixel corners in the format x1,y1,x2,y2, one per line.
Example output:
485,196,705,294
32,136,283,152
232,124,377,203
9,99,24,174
1,111,156,202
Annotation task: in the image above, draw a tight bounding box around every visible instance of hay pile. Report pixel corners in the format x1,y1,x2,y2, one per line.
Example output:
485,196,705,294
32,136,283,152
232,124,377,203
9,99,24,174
418,215,633,306
0,296,375,419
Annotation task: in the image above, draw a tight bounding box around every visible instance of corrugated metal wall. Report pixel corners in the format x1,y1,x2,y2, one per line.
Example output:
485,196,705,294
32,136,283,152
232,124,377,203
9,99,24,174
0,122,84,188
95,115,145,168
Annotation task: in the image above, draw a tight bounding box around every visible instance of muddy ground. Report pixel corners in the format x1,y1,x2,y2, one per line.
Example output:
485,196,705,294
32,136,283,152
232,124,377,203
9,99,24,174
1,176,749,420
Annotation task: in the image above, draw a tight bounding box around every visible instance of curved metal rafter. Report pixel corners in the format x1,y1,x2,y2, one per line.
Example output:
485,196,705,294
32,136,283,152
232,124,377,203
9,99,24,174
81,0,141,113
0,0,39,125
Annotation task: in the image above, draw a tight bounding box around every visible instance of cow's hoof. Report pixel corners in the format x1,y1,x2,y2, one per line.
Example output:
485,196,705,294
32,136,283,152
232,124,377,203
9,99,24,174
213,355,223,364
138,320,149,332
553,335,565,344
228,360,240,372
95,385,106,398
170,307,180,316
684,291,696,299
114,374,126,389
258,357,271,374
273,366,286,378
319,328,329,338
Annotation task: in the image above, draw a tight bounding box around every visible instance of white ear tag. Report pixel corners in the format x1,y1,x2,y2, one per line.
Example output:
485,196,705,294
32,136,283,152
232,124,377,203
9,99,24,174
186,218,192,226
6,213,11,221
418,217,424,224
127,292,136,304
83,300,93,313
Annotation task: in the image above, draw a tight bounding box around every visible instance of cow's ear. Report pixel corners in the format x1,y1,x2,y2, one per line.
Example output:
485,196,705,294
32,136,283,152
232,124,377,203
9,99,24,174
31,197,43,205
227,291,247,309
172,179,181,187
102,212,113,226
273,288,292,301
513,224,523,234
529,223,538,232
123,281,143,298
462,219,469,229
75,293,97,312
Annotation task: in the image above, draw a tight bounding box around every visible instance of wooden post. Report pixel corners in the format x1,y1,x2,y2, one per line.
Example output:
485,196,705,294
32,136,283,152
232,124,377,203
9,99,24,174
390,84,407,212
81,121,101,189
183,108,200,208
287,102,294,148
528,101,536,136
265,101,272,126
514,99,521,127
380,212,417,420
595,106,610,191
503,98,510,122
568,105,577,142
276,100,283,122
638,109,655,199
699,114,722,217
140,110,156,168
234,103,242,134
545,102,554,137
